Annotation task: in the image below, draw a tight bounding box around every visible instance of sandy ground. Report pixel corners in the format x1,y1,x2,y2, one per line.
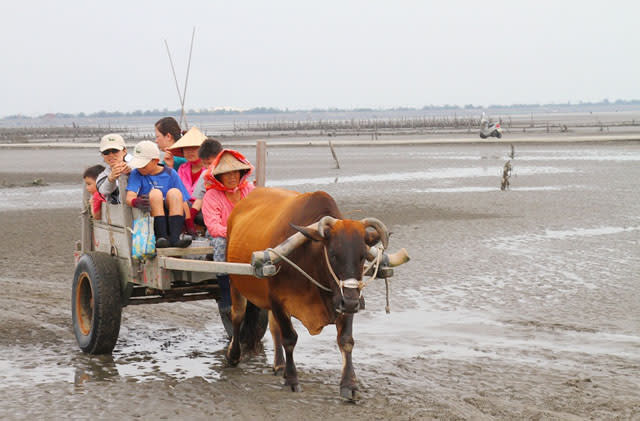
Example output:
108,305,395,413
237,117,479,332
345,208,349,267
1,140,639,420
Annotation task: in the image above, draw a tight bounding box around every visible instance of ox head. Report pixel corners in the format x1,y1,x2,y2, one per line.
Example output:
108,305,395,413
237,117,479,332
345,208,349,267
290,216,389,314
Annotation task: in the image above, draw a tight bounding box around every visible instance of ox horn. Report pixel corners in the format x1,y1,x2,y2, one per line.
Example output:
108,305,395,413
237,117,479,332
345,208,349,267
361,217,390,250
317,216,338,238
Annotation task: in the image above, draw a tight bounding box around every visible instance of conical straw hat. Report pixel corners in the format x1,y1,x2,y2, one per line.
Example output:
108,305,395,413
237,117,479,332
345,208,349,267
212,150,252,175
168,126,206,151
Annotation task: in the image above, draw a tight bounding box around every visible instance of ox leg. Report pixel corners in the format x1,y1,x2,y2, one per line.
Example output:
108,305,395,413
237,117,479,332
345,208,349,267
226,286,247,366
271,303,299,392
269,311,285,376
336,313,359,401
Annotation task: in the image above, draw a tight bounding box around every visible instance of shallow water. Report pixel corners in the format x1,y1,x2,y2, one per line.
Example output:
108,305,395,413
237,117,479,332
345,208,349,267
1,142,639,419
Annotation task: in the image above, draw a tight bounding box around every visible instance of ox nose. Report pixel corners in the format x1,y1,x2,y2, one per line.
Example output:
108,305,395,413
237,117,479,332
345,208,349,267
339,295,360,314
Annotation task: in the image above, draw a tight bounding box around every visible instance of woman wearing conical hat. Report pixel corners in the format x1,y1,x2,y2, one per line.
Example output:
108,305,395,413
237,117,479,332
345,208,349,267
202,149,255,316
168,126,208,199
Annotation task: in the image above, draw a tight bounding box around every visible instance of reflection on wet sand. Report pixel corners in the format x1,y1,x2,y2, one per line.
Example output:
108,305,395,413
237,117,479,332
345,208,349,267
1,142,639,419
73,354,119,386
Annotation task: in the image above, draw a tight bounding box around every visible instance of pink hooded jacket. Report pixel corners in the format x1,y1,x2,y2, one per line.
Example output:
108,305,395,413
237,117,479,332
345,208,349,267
177,160,203,199
201,150,255,238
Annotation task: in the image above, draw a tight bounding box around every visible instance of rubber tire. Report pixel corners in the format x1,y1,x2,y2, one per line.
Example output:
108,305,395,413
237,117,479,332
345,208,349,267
496,131,502,138
479,133,487,139
218,300,269,344
72,252,122,354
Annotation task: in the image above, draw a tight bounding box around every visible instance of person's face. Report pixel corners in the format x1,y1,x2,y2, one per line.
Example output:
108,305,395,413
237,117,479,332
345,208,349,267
202,155,215,168
137,159,158,175
84,177,97,194
155,127,173,151
102,148,126,167
183,146,200,162
220,170,240,189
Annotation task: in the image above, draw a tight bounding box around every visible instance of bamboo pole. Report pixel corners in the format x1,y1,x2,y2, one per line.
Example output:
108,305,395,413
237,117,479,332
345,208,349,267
255,139,266,187
328,140,340,169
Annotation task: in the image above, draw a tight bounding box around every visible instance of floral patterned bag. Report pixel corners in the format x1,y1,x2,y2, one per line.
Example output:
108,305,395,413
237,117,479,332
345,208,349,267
130,215,156,260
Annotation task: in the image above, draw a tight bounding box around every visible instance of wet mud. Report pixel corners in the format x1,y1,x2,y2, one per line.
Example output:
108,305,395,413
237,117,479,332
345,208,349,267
1,141,639,419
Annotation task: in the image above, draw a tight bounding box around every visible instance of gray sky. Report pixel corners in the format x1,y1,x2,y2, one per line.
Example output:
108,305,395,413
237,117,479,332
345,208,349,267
2,0,639,117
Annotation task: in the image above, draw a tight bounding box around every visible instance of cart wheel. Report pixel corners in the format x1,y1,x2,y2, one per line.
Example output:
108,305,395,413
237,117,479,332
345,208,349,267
72,252,122,354
218,300,268,345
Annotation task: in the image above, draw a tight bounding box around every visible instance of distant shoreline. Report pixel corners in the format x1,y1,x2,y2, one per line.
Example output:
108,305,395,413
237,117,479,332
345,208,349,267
2,107,639,146
1,133,640,150
4,99,640,121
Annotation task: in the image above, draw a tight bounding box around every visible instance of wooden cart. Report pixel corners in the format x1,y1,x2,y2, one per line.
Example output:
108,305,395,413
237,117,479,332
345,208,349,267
71,141,407,354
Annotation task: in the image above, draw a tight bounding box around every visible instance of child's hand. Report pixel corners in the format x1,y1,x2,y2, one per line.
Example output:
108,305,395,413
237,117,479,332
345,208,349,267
131,195,151,211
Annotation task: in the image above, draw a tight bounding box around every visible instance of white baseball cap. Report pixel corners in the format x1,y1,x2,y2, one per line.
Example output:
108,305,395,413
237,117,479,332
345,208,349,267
129,140,161,169
99,133,126,152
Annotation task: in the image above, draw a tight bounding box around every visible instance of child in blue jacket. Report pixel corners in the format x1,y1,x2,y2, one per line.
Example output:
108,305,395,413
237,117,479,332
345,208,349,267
126,140,192,248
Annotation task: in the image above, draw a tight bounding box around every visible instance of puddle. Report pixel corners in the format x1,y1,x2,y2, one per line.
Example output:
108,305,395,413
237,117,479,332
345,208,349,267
113,323,229,383
268,166,575,188
0,184,81,210
411,185,582,193
487,224,640,254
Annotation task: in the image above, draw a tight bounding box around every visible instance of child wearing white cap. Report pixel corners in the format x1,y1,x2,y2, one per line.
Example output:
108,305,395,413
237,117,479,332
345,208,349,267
126,140,193,248
95,133,131,204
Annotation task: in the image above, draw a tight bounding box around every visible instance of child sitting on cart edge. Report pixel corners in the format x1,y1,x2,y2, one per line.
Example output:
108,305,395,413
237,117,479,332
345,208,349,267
125,140,193,248
182,136,223,234
83,164,106,220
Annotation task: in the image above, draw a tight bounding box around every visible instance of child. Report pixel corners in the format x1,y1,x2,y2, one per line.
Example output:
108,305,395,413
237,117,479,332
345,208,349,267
125,140,193,248
83,164,106,220
95,133,131,204
188,137,223,230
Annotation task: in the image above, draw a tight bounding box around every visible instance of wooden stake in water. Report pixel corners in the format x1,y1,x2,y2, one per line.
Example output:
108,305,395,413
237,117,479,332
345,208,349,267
329,140,340,169
256,140,267,187
501,160,512,191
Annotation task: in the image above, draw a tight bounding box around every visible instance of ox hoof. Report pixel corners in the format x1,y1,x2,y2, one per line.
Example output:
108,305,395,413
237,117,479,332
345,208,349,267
288,383,301,392
273,365,284,377
225,350,241,367
226,356,240,367
284,379,301,392
340,386,360,402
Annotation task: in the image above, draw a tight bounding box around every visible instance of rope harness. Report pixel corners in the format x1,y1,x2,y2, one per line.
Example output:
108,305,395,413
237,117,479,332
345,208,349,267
265,242,391,312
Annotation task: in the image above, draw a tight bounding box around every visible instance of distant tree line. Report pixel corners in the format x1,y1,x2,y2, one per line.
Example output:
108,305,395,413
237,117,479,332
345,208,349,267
3,99,640,120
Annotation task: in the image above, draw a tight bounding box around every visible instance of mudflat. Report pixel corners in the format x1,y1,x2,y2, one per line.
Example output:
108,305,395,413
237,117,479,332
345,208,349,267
1,141,639,419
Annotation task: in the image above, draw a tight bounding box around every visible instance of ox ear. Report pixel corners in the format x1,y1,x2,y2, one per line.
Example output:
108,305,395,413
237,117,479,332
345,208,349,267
289,223,324,242
364,228,382,247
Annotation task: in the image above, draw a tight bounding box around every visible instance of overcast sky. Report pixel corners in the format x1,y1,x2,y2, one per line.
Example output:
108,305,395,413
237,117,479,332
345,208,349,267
1,1,639,117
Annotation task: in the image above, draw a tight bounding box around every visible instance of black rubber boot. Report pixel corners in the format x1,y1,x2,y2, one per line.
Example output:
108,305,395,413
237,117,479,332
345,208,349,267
217,275,231,310
194,209,204,226
154,215,170,248
168,215,192,248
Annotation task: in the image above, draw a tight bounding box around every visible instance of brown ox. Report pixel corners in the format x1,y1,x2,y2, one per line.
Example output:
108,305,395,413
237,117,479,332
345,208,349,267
225,187,389,399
